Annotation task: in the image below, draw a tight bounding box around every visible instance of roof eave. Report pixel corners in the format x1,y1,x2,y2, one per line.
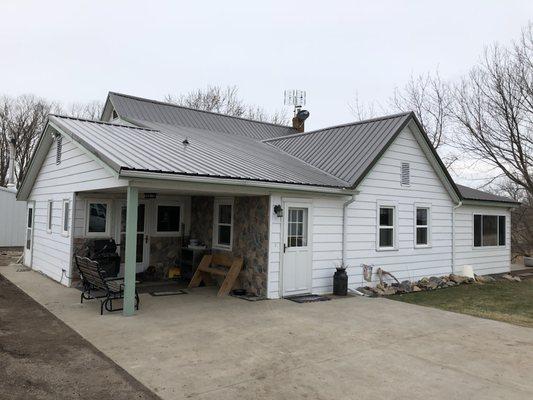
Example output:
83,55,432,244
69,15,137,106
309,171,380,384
119,169,354,195
461,199,520,208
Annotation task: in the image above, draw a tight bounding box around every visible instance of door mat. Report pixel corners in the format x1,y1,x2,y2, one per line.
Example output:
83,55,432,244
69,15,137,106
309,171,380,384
149,289,188,297
285,294,331,303
230,293,266,302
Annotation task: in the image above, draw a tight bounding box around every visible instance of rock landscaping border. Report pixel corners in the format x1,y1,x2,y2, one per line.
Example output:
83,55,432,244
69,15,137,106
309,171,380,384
357,273,522,297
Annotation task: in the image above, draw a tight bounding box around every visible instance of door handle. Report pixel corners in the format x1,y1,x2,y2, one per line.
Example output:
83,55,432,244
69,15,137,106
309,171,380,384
283,243,287,253
145,235,149,244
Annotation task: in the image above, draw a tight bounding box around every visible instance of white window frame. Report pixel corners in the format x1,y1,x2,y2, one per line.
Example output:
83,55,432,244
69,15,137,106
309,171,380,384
154,201,183,236
61,199,70,237
46,200,53,234
472,213,507,248
376,201,398,251
414,204,431,248
213,197,234,250
85,199,112,237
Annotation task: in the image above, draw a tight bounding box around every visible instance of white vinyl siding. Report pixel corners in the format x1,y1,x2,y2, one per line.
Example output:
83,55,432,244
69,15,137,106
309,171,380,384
26,134,127,286
268,125,456,297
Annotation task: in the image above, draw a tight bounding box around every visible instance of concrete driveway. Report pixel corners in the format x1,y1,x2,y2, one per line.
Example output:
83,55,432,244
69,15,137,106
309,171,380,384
1,264,532,400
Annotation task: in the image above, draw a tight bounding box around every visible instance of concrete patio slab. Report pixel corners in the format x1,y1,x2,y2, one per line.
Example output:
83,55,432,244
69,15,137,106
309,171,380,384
1,263,532,400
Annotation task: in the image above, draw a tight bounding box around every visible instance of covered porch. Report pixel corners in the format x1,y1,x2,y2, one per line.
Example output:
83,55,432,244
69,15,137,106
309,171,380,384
71,180,271,315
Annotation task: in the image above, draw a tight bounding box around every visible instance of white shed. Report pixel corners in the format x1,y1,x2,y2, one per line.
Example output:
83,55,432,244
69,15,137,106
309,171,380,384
0,186,26,247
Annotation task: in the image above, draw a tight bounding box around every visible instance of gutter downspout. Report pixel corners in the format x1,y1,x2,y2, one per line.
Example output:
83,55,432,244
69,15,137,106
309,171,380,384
342,193,358,266
452,201,463,274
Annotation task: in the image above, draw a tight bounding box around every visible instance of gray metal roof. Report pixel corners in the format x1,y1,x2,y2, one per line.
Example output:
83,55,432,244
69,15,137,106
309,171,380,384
49,115,349,188
107,92,295,140
264,113,412,187
456,184,518,204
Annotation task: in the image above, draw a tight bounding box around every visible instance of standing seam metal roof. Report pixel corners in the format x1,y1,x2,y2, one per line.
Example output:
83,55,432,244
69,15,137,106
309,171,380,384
263,113,412,187
108,92,296,140
49,115,349,188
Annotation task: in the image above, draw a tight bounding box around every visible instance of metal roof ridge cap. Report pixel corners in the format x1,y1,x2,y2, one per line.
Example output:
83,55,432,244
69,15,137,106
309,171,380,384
262,112,413,143
108,91,295,130
49,114,159,132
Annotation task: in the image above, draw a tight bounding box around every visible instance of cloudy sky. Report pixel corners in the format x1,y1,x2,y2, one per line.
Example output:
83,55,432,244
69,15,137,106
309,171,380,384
1,0,531,135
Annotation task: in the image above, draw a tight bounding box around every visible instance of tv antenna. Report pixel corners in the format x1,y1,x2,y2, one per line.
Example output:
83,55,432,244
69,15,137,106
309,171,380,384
284,90,306,115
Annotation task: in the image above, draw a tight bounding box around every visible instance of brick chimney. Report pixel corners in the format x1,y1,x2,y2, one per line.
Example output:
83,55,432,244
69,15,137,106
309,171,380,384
292,109,310,133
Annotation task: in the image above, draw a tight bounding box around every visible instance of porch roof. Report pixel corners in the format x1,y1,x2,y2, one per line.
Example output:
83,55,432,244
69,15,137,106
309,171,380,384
49,115,350,189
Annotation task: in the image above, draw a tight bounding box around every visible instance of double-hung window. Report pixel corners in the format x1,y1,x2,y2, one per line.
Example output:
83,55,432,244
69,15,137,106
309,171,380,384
213,198,233,250
86,200,111,236
378,204,396,250
415,206,430,247
474,214,506,247
61,199,70,236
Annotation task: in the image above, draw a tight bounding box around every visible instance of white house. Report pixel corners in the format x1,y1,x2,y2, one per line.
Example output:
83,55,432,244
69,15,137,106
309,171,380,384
0,186,26,248
16,92,518,313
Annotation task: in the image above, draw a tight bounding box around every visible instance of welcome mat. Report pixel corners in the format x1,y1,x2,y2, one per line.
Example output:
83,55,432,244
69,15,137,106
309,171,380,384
285,294,331,303
149,289,188,297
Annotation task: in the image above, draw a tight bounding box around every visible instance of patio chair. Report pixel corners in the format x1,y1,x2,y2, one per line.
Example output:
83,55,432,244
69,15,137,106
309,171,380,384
75,255,139,315
188,253,243,297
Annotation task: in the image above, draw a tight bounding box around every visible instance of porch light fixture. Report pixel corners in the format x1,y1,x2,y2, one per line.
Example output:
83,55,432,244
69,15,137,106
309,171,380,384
274,204,283,217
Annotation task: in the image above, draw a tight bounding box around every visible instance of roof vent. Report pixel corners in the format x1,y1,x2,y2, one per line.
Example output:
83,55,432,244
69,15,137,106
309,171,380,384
401,162,410,186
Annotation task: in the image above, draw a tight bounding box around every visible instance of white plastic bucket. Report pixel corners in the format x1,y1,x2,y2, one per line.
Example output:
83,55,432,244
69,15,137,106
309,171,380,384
460,265,475,279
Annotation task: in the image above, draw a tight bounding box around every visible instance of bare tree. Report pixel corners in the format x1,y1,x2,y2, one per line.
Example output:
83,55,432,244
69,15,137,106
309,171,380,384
0,95,55,187
66,100,104,120
165,85,289,125
390,71,453,150
453,25,533,198
348,92,378,121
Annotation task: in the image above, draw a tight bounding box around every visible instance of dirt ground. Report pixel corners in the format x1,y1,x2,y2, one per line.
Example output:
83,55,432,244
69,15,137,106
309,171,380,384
0,273,160,400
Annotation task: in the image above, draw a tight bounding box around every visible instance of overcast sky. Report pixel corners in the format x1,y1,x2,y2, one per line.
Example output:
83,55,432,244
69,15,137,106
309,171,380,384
1,0,531,134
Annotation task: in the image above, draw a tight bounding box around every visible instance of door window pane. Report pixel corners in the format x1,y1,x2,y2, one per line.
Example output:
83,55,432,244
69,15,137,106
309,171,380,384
287,207,308,247
119,233,144,263
27,208,33,228
157,205,180,232
26,228,31,250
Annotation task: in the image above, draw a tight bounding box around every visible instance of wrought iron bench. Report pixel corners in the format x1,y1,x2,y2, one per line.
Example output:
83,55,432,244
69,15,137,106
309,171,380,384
75,256,139,315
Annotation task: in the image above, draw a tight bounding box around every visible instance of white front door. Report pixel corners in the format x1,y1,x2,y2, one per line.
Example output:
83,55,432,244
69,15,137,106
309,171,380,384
282,202,312,296
116,202,149,273
24,202,34,267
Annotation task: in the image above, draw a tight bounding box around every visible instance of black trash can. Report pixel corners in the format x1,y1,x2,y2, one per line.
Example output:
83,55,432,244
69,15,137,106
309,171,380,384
333,267,348,296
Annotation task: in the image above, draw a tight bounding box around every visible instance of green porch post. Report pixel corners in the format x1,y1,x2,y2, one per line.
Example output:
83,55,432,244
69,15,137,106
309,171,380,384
123,186,138,316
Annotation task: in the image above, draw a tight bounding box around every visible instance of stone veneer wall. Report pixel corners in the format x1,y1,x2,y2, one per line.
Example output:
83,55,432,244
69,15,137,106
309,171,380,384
190,195,269,296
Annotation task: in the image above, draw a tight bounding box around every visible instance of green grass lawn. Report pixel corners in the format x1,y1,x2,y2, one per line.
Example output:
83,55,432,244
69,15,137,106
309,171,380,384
391,279,533,328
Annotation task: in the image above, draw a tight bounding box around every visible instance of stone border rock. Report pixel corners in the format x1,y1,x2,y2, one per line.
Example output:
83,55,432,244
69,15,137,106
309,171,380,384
356,272,521,297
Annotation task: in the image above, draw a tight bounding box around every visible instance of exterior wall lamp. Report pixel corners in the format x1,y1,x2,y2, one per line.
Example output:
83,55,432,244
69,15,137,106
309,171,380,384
274,204,283,218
